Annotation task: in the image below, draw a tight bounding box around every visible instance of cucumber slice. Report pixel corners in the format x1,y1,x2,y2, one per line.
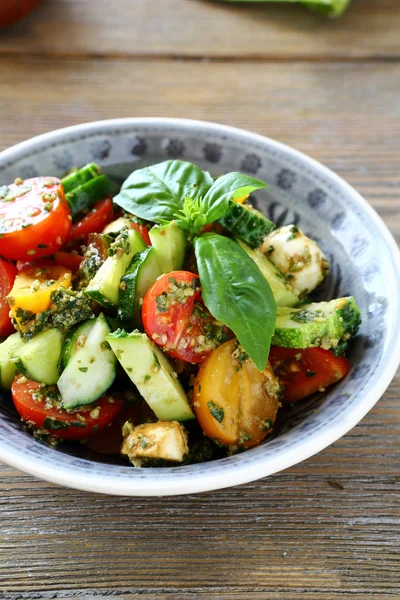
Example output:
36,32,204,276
61,319,95,370
58,315,116,409
118,247,162,324
219,202,275,247
106,330,195,422
237,239,299,307
61,163,102,194
149,221,187,274
272,297,361,350
0,332,26,390
13,328,65,385
65,174,112,217
102,217,131,235
85,229,146,308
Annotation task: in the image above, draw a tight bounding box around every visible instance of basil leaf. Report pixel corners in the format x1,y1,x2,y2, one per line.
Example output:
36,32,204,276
194,233,276,371
202,173,267,224
113,160,213,222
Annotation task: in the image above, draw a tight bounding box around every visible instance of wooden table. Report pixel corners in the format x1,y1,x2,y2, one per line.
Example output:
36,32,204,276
1,1,399,597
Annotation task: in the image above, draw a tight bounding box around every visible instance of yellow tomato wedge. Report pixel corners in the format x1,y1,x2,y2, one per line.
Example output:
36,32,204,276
7,264,72,331
193,339,280,448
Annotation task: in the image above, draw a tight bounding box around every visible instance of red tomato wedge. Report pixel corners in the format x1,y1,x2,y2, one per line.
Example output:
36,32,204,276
68,198,114,244
143,271,200,351
130,221,151,246
268,347,350,404
11,377,123,441
142,271,230,363
53,251,83,272
0,177,71,261
84,401,156,455
0,258,17,336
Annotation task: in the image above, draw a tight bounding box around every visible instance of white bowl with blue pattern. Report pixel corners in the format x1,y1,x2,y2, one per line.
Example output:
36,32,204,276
0,118,399,496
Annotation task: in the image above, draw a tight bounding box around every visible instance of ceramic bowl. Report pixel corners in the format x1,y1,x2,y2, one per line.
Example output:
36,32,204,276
0,118,399,496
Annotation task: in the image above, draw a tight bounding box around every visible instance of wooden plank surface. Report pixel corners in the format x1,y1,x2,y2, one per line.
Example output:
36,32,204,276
1,57,399,243
0,0,400,598
0,0,399,59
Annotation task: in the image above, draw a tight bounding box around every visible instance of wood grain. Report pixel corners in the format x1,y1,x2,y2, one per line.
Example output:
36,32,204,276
1,378,399,598
0,0,400,597
0,0,400,60
1,57,399,243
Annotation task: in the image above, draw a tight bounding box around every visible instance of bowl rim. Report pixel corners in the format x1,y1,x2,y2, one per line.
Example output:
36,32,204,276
1,117,399,496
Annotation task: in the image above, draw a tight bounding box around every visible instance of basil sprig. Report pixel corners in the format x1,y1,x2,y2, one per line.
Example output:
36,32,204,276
114,160,267,233
114,160,213,222
194,234,276,371
114,160,275,369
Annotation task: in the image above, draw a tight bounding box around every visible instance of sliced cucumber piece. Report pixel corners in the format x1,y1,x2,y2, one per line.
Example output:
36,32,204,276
65,174,112,217
237,239,299,307
85,229,146,308
149,221,187,274
61,163,102,194
106,330,195,422
118,247,162,324
61,319,95,370
102,217,131,235
272,297,361,350
13,328,65,385
58,315,116,409
219,202,275,247
0,332,26,390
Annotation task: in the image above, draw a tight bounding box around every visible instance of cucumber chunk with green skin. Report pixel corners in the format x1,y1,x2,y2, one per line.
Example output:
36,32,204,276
65,174,112,217
0,332,26,390
237,239,300,307
218,202,275,247
272,297,361,350
118,247,162,324
85,229,146,307
61,163,102,195
13,328,65,385
58,315,116,409
102,217,131,235
149,221,187,274
61,319,95,370
106,330,195,422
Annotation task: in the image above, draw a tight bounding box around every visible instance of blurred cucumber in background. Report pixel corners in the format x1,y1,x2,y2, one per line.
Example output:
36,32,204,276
221,0,351,17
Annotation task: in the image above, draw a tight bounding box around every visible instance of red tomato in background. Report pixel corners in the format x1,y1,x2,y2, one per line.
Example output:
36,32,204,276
0,258,17,336
0,177,71,261
0,0,43,28
84,401,156,455
53,251,83,272
130,221,151,246
68,198,114,244
269,347,350,404
11,377,123,441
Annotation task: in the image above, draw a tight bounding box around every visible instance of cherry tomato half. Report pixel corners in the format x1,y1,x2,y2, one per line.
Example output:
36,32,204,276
11,377,123,441
0,258,17,336
142,271,200,351
68,198,114,244
268,347,350,404
193,339,280,447
0,177,71,261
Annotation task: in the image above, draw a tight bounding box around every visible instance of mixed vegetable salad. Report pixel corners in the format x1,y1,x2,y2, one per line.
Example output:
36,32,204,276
0,160,361,466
